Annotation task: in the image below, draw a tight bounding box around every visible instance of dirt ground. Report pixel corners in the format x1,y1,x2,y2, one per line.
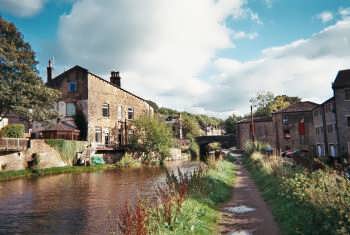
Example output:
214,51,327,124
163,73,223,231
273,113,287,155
219,155,280,235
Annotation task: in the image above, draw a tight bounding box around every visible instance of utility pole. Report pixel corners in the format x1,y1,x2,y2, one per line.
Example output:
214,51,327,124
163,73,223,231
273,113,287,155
251,105,255,143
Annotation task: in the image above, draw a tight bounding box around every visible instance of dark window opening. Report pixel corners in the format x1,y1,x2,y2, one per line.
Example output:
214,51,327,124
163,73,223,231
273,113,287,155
128,107,134,120
102,103,110,117
68,81,77,93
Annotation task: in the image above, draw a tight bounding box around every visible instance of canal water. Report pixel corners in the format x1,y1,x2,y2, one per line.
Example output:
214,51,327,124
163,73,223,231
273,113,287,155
0,160,201,235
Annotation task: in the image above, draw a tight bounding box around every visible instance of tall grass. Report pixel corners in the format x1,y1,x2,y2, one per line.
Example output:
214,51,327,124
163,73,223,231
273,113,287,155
45,139,87,165
245,151,350,235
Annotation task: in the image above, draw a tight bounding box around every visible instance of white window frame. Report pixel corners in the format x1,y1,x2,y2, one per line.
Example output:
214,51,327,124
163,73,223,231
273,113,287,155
102,103,110,118
117,105,123,120
128,107,134,120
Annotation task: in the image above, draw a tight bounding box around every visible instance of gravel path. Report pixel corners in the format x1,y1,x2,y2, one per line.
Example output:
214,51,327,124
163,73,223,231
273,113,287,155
219,154,280,235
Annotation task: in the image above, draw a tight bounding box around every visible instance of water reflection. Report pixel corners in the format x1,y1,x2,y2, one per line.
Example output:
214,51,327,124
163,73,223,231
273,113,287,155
0,160,201,235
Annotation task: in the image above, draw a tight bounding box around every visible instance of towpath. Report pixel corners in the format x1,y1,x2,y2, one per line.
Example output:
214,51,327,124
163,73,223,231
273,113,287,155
219,153,280,235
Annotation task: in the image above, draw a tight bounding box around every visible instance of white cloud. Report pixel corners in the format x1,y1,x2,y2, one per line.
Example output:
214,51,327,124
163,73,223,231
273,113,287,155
232,30,258,40
56,0,251,114
316,11,333,23
339,7,350,19
0,0,45,17
198,19,350,115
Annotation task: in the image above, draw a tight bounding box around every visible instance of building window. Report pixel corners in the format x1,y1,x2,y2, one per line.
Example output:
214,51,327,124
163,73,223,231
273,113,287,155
95,127,102,143
102,103,110,117
329,144,337,157
316,144,324,157
316,127,319,136
68,81,77,93
66,103,76,116
128,107,134,120
103,128,110,145
282,116,288,125
117,105,123,120
314,110,318,117
345,89,350,100
327,124,333,133
347,117,350,127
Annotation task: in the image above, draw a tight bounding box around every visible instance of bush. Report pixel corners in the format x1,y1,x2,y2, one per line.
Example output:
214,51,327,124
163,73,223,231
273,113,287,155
130,116,174,162
117,153,141,168
45,139,87,165
0,124,25,138
245,151,350,235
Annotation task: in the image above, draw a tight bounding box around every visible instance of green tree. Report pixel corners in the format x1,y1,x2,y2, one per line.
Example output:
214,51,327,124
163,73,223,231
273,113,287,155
249,91,275,116
131,115,173,162
250,92,301,116
0,17,59,122
224,114,241,134
181,113,201,137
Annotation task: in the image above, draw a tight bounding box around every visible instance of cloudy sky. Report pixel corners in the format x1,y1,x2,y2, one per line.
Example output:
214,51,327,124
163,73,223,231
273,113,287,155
1,0,350,118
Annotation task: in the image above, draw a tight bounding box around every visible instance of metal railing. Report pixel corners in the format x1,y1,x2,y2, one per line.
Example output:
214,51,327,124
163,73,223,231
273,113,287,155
0,138,29,151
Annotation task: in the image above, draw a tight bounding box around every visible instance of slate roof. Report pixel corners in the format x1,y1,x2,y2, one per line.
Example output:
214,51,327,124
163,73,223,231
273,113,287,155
45,121,79,132
332,69,350,89
274,101,318,113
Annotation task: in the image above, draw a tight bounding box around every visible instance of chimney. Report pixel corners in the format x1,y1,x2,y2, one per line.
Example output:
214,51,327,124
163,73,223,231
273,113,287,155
47,59,52,83
110,71,121,87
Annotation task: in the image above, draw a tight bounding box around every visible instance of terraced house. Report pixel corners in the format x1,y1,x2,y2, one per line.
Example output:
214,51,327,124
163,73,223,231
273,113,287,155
38,61,154,148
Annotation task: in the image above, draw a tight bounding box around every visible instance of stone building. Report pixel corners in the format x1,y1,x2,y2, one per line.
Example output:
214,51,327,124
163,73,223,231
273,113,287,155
332,69,350,157
272,101,318,154
312,97,338,158
43,62,154,148
237,116,275,150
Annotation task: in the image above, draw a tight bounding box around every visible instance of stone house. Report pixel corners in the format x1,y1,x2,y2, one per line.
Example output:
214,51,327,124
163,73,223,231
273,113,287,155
237,116,275,150
312,97,338,158
272,101,318,154
42,62,154,148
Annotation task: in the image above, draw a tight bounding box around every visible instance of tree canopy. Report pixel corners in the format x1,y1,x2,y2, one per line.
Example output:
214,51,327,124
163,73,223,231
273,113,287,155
131,115,174,162
0,17,59,122
224,114,242,134
250,91,301,116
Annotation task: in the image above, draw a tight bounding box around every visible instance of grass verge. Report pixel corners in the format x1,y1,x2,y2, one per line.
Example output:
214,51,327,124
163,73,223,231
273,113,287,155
0,164,117,182
244,151,350,235
118,160,236,235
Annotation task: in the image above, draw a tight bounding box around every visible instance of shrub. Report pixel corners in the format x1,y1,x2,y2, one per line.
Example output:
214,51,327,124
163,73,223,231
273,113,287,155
245,151,350,235
207,142,221,151
130,116,173,162
117,153,141,168
0,124,25,138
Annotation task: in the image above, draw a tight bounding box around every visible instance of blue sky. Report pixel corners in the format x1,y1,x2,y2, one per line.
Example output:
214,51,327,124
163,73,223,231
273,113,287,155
1,0,350,117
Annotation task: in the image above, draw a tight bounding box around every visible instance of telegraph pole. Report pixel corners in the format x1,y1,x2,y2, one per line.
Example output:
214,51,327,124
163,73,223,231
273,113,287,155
251,105,255,143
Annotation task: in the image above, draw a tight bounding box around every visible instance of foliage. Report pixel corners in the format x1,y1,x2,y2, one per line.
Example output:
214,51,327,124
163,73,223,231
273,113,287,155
189,137,200,159
116,153,141,168
74,109,87,140
118,160,236,235
249,91,301,116
0,124,25,138
45,139,87,165
224,113,242,134
146,100,159,112
158,107,223,136
0,17,60,122
131,116,174,162
182,113,202,137
207,142,221,151
245,151,350,235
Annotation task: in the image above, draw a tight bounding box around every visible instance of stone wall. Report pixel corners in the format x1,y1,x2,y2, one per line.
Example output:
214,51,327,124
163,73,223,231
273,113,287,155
87,73,153,144
0,140,66,172
334,88,350,155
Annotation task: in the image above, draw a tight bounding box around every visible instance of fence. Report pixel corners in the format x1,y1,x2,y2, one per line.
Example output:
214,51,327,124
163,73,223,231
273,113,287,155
0,138,29,151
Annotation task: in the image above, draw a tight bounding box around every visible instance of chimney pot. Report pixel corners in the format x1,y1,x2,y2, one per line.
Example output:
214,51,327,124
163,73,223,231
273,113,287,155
110,70,121,87
47,59,53,83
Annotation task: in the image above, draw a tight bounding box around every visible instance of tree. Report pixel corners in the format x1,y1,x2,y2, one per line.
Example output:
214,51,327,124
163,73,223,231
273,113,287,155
0,17,59,122
224,114,241,134
250,91,301,116
131,116,174,162
181,113,201,137
249,91,275,116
